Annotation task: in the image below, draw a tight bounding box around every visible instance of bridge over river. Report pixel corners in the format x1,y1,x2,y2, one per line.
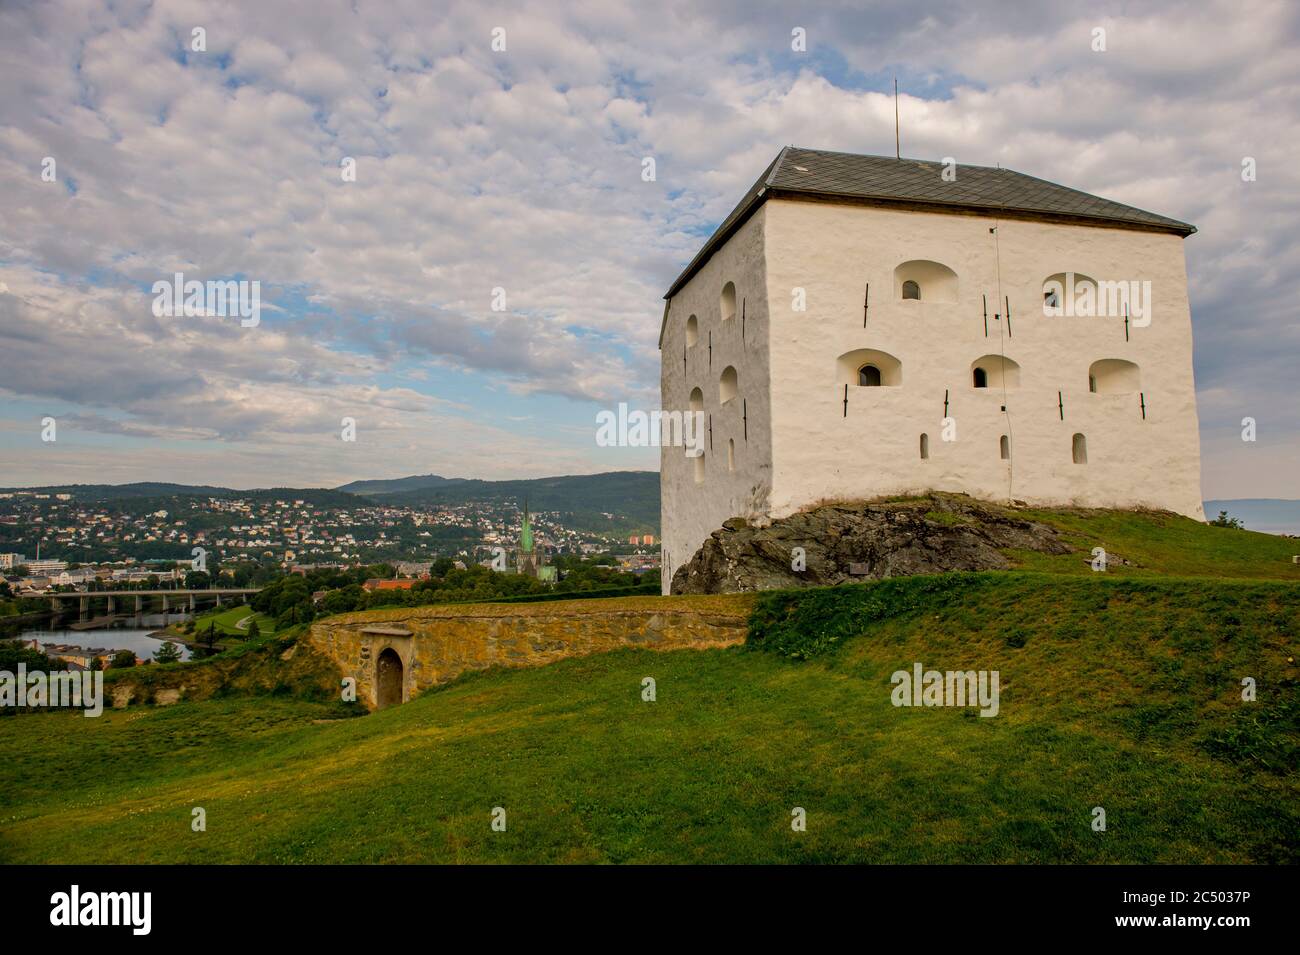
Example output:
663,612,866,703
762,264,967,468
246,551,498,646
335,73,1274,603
48,589,261,626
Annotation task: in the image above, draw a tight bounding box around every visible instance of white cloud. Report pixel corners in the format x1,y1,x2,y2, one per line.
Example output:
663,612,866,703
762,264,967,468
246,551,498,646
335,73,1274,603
0,0,1295,494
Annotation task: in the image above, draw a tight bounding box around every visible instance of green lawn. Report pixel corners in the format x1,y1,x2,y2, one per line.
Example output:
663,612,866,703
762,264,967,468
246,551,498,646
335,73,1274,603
2,570,1295,864
185,603,277,639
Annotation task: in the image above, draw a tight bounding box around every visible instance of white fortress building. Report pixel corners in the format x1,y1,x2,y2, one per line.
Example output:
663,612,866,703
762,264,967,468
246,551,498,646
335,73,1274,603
658,147,1204,593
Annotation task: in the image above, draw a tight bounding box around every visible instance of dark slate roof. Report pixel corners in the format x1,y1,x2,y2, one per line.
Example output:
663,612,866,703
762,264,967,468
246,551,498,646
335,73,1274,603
664,146,1196,299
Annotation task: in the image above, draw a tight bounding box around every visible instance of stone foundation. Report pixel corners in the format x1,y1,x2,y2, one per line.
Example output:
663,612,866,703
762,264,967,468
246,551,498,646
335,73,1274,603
307,595,754,709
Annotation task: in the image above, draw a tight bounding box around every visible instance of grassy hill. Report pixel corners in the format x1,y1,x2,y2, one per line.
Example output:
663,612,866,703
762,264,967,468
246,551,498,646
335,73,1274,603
1,506,1296,864
1011,503,1300,580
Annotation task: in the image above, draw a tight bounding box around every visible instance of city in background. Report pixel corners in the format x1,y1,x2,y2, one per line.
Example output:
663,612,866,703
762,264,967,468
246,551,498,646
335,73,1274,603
0,472,661,667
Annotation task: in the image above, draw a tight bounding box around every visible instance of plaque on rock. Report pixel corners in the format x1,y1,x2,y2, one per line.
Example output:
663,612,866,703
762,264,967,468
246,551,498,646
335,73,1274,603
847,562,870,576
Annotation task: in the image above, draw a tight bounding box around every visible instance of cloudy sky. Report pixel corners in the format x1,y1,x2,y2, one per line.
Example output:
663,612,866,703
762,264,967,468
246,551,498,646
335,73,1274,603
0,0,1296,497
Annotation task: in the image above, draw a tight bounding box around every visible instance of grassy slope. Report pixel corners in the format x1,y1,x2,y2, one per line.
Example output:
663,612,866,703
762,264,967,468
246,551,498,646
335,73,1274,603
94,628,350,706
1011,506,1300,580
2,572,1295,864
185,603,277,638
1,508,1296,864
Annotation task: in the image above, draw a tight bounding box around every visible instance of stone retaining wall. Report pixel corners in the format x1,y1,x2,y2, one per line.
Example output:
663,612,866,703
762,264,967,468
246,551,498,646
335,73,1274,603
307,595,754,709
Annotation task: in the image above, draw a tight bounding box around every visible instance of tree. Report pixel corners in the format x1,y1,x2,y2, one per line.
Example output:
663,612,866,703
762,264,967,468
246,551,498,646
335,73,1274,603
1210,510,1244,530
321,584,363,616
0,640,67,673
184,569,211,589
154,640,182,664
110,649,137,669
191,623,221,660
246,619,260,640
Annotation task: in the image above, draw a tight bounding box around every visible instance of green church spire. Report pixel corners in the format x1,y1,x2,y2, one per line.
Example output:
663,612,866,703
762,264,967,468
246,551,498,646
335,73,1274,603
520,500,534,553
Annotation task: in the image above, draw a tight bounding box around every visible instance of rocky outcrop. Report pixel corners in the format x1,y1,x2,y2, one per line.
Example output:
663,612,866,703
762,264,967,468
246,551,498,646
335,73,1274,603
671,494,1074,594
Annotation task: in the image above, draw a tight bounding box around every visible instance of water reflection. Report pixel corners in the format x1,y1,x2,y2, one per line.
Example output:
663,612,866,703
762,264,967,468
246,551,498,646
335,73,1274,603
18,613,194,662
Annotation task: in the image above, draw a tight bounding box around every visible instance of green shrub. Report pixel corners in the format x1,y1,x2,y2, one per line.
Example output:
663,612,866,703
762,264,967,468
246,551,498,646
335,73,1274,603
746,573,984,659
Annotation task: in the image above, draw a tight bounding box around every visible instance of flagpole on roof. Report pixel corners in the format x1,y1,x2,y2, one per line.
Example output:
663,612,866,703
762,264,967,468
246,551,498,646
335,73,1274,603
894,77,900,160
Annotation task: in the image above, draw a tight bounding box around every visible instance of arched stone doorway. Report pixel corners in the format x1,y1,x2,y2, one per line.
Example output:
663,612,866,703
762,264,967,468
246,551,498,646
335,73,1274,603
376,648,404,708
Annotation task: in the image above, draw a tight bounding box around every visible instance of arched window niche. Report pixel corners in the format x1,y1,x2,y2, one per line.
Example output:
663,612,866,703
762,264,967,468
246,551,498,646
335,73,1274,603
719,365,739,403
971,355,1021,389
919,433,930,459
1072,433,1088,464
689,387,704,414
720,282,737,322
894,260,958,304
836,349,903,387
1088,358,1140,394
1042,272,1100,316
685,314,699,347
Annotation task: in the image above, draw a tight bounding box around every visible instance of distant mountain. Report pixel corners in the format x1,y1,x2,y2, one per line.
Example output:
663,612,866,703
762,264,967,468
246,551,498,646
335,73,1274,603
1204,499,1300,536
346,471,660,532
335,474,455,495
0,482,363,508
0,482,232,500
1,472,662,534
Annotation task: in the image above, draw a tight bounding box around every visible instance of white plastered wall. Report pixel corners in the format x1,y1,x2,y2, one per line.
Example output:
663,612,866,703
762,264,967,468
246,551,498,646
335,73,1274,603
761,198,1204,525
659,207,773,593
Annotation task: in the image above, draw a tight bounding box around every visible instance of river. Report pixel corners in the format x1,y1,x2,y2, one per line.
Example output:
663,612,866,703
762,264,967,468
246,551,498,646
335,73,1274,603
18,612,195,662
